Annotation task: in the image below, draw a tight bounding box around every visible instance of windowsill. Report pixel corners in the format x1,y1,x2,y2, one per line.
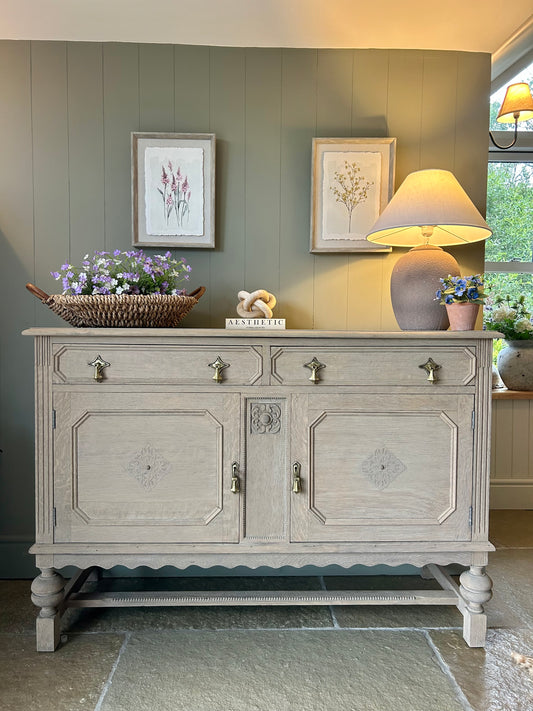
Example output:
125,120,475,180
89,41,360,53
492,388,533,399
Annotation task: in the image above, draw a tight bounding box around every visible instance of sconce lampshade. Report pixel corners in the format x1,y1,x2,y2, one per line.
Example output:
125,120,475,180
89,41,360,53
366,169,492,331
496,82,533,124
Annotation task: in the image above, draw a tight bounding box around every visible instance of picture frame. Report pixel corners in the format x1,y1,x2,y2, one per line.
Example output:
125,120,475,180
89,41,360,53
310,137,396,253
132,132,215,249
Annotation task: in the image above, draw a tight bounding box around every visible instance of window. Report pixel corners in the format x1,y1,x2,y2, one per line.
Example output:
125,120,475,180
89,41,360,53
486,63,533,312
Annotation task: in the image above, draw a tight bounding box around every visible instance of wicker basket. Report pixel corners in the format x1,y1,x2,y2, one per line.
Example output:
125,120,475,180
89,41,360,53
26,283,206,328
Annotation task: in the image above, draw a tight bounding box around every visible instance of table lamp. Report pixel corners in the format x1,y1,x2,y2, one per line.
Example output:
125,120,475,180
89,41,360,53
366,169,492,330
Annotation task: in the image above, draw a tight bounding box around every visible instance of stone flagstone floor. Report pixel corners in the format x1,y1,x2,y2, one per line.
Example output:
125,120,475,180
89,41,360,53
1,510,533,710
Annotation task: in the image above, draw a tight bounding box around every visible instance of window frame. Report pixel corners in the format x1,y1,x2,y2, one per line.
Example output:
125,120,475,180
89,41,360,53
486,132,533,277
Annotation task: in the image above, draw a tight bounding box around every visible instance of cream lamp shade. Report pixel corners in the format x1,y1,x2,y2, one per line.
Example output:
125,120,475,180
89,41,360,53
366,169,492,331
366,169,492,247
496,82,533,124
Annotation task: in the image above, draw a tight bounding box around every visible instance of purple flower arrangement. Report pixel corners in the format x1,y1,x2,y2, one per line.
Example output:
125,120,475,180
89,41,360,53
51,249,191,296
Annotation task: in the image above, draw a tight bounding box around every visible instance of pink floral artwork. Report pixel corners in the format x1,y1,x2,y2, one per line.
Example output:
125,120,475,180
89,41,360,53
144,147,204,236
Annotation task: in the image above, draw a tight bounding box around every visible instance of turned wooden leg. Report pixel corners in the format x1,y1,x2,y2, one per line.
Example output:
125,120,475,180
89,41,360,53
31,568,66,652
459,565,493,648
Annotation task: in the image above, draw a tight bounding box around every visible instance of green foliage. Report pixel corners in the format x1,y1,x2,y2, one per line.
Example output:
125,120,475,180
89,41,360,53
483,294,533,340
485,161,533,312
486,162,533,262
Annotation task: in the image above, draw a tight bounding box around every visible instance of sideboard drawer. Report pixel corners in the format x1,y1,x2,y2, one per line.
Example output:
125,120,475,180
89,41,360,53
271,345,476,387
52,343,263,385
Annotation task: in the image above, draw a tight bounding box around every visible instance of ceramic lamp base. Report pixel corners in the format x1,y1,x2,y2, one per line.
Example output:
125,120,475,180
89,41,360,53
390,244,460,331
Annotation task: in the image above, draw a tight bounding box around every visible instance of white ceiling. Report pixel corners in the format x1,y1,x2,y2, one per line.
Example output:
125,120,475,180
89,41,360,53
1,1,532,54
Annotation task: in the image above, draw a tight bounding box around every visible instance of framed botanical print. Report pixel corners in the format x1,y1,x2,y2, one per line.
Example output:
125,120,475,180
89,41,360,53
132,132,215,248
310,137,396,253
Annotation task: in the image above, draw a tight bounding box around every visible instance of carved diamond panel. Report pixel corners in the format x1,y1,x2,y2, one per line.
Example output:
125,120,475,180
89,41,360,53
361,447,406,490
126,444,171,491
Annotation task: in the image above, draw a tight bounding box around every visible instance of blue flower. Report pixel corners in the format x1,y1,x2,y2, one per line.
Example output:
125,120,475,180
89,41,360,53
467,287,479,300
445,295,454,304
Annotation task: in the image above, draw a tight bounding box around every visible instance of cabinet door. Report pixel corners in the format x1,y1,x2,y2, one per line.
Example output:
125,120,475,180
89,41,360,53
290,393,474,543
53,392,241,544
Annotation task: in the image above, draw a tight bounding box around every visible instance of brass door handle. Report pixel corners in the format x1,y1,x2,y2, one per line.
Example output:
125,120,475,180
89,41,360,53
419,357,441,384
89,355,110,382
292,462,302,493
208,356,230,383
231,462,240,494
304,357,326,384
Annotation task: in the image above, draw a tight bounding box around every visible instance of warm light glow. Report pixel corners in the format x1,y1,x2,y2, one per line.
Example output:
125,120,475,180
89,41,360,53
496,82,533,123
366,169,492,248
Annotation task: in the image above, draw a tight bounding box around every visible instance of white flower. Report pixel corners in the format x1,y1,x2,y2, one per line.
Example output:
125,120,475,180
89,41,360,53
514,318,533,333
115,285,124,294
492,305,516,322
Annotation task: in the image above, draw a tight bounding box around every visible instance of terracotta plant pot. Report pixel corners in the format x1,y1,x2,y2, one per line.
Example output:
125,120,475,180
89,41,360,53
445,302,480,331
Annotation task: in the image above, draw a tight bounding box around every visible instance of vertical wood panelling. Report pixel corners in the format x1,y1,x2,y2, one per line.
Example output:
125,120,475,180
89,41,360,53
512,401,530,476
454,52,491,214
174,45,211,133
139,44,174,132
420,52,457,170
351,50,389,138
0,41,35,539
491,399,533,508
67,43,105,264
31,42,70,314
347,50,390,330
244,49,282,297
279,49,317,328
173,45,212,327
314,50,353,330
529,401,533,479
387,50,424,182
103,43,140,252
209,48,246,326
492,400,514,477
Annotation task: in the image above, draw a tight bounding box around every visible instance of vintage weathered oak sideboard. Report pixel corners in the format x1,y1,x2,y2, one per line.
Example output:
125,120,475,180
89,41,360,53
23,328,496,651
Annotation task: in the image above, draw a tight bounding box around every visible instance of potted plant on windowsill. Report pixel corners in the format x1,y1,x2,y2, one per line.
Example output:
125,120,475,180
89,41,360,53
435,274,486,331
26,249,205,328
484,295,533,391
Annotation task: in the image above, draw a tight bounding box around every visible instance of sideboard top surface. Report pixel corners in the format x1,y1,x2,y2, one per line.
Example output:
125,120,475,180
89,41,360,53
22,327,501,340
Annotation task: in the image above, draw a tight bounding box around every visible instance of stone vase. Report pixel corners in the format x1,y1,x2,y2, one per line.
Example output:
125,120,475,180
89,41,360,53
497,340,533,391
390,245,460,331
445,302,480,331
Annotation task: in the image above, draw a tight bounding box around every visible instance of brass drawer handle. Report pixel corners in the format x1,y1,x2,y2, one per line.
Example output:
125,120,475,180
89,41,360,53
304,357,325,384
419,357,441,384
292,462,302,493
208,356,229,383
231,462,241,494
89,355,110,382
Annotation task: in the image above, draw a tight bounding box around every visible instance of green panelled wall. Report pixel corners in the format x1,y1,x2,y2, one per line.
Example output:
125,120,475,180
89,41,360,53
0,42,491,576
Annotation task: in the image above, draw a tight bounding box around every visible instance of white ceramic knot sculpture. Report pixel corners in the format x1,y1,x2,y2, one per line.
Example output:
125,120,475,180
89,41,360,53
236,289,277,319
